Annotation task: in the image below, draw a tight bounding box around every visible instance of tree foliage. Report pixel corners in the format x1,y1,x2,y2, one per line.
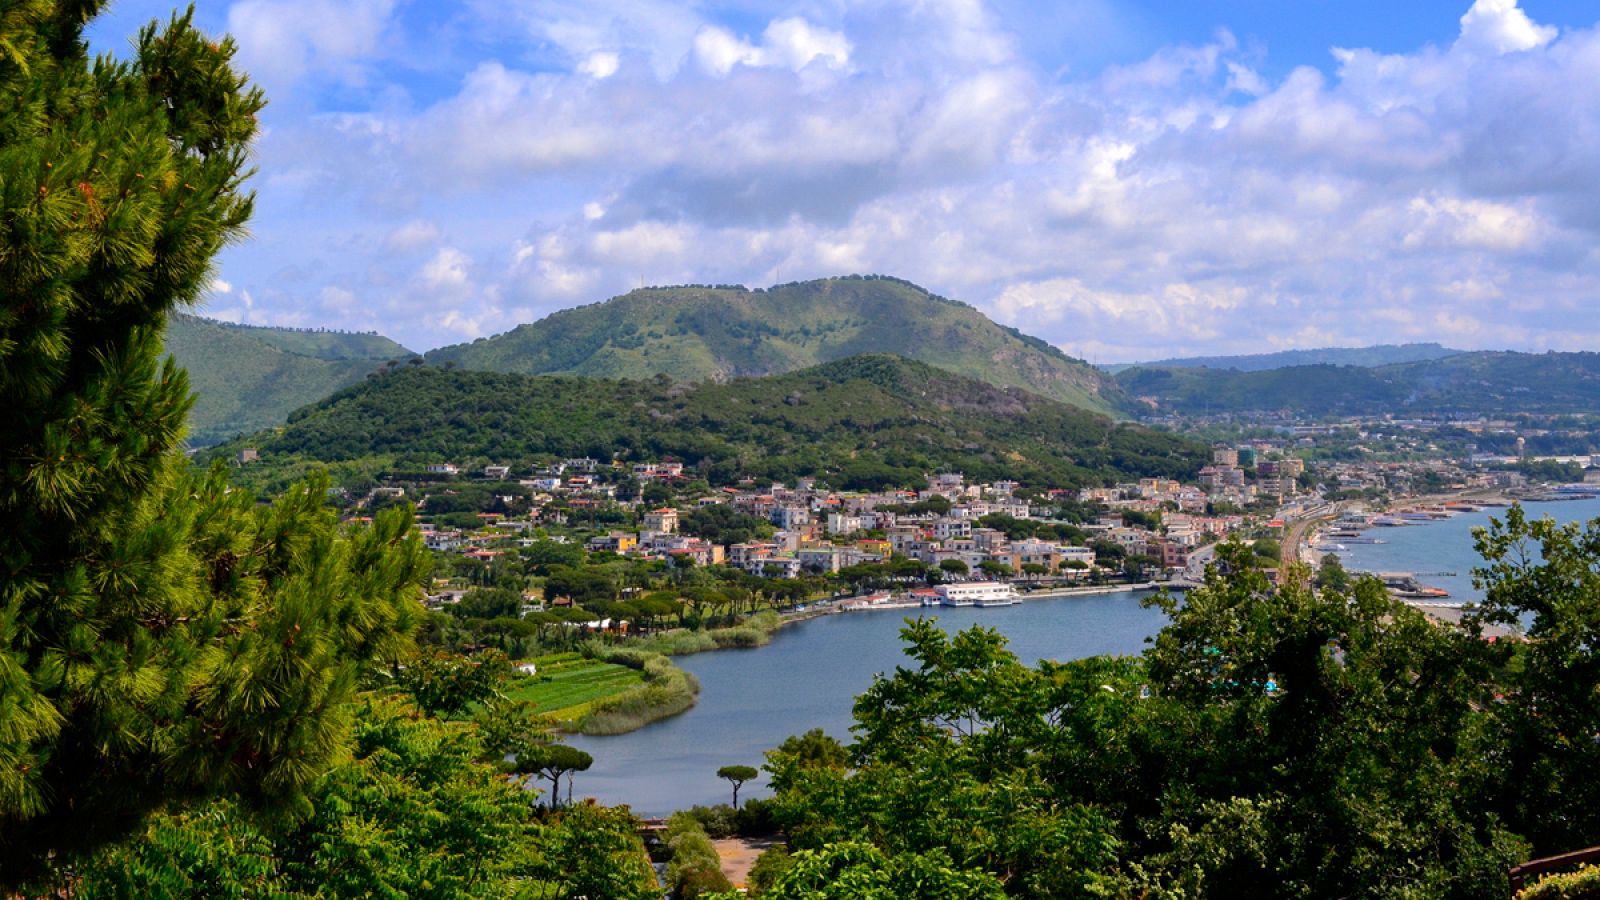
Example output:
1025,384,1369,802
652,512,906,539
759,526,1600,898
48,696,656,898
215,357,1207,491
717,764,759,809
0,1,441,876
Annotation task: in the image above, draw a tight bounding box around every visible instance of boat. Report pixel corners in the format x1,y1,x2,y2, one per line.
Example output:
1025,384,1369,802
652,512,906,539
1376,573,1451,600
1370,516,1415,527
1326,531,1385,544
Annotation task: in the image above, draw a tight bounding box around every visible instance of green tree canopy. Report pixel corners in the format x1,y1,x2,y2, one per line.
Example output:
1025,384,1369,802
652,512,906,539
717,764,760,809
757,533,1600,897
0,4,433,876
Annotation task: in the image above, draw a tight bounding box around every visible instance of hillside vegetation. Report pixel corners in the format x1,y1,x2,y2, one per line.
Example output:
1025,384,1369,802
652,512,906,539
225,354,1204,489
424,275,1123,413
1119,342,1462,373
165,314,414,444
1118,350,1600,417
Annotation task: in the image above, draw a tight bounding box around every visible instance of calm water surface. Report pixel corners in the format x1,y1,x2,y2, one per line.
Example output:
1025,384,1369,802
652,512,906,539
1334,496,1600,603
571,495,1600,815
568,591,1167,815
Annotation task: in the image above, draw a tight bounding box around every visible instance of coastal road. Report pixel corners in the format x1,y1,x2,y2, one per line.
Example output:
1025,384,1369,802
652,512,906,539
1184,542,1216,583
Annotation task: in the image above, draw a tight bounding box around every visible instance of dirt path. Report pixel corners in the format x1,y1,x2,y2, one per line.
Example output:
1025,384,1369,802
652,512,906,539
714,836,778,888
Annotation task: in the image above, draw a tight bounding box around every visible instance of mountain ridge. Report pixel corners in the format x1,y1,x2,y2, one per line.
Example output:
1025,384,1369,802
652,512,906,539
1116,350,1600,417
165,314,415,445
424,275,1123,414
1110,343,1463,373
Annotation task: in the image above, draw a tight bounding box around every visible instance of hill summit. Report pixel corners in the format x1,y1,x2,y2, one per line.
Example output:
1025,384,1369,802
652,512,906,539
424,275,1121,413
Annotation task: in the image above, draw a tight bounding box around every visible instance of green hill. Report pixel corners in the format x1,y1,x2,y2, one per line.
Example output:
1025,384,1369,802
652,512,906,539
1115,343,1462,373
204,320,413,361
221,355,1204,490
424,275,1123,414
165,314,415,445
1117,351,1600,417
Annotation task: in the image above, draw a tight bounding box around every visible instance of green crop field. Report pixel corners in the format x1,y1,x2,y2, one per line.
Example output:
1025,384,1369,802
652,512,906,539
505,657,644,721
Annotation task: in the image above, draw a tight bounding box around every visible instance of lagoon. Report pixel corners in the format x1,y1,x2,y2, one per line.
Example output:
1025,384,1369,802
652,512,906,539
568,590,1167,816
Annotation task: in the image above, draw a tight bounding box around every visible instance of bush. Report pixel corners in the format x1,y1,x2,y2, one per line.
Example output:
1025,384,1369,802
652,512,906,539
684,804,739,839
682,801,777,839
736,797,780,836
665,812,733,899
711,626,768,649
1522,864,1600,899
747,846,793,896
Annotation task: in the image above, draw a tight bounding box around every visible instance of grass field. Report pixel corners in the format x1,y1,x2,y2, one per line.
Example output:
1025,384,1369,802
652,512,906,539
504,655,644,723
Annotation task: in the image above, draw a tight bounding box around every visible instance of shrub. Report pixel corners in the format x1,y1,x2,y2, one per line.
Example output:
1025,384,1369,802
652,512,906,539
747,846,794,896
665,813,733,899
736,797,780,836
684,804,739,839
1522,864,1600,900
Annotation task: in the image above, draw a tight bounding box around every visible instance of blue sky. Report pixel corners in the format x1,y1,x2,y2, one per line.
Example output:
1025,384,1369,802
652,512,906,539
87,1,1600,360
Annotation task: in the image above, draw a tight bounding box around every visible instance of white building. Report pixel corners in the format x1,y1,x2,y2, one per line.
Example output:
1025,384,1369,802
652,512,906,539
935,581,1018,607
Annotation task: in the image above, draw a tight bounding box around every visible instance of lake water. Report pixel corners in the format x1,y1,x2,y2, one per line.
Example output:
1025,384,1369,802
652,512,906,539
567,590,1168,815
570,495,1600,816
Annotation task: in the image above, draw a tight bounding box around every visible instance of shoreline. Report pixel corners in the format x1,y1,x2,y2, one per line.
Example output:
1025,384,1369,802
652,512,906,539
572,582,1164,736
814,581,1164,615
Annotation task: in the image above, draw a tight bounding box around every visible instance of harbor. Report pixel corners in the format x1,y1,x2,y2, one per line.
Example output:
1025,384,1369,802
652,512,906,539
1303,491,1600,612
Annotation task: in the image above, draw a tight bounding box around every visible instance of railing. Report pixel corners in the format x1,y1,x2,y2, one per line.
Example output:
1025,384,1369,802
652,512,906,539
1509,844,1600,896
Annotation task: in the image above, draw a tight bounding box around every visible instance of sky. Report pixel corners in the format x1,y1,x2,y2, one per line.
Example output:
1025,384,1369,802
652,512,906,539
86,0,1600,361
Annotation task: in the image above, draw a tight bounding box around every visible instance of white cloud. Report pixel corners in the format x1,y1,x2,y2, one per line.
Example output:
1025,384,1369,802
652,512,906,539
692,26,758,76
226,0,395,90
1458,0,1557,54
693,18,850,76
1403,196,1540,251
385,220,441,252
222,0,1600,357
578,51,620,79
760,18,852,71
421,247,472,291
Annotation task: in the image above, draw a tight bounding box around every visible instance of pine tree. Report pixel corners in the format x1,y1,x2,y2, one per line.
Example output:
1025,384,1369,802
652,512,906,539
0,2,426,877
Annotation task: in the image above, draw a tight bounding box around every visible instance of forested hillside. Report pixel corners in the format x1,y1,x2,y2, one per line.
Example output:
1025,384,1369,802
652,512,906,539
165,314,413,443
226,354,1204,489
1123,342,1461,372
424,275,1124,414
1117,350,1600,417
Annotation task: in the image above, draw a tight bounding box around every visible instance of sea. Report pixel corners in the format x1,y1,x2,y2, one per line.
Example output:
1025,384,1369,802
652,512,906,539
1332,495,1600,603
